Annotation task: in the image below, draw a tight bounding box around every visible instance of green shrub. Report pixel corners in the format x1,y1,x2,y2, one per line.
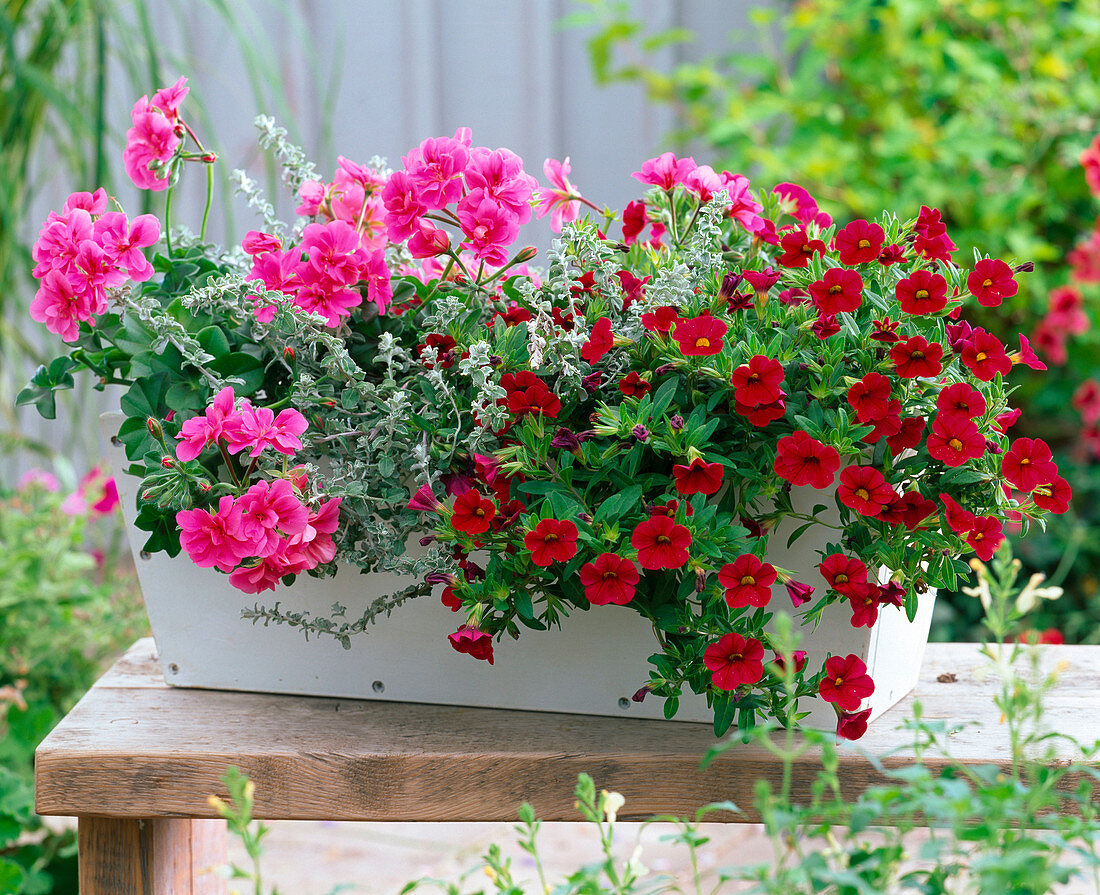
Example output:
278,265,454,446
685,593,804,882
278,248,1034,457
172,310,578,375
0,474,145,894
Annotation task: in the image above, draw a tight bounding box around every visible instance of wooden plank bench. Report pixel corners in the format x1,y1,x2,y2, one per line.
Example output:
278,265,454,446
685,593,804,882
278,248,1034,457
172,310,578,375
34,638,1100,894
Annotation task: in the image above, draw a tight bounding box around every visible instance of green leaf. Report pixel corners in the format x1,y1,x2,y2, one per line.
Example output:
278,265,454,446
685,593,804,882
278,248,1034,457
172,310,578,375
208,354,265,395
120,373,171,420
712,695,737,736
15,356,77,419
196,325,231,358
593,484,643,524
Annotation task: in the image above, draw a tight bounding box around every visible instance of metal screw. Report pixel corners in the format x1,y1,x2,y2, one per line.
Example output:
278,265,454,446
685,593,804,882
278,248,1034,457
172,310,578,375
139,551,151,561
617,697,630,710
168,663,179,675
372,680,385,694
111,436,122,446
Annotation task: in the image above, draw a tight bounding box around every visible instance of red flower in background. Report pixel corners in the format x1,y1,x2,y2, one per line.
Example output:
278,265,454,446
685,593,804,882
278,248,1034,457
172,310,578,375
837,707,873,741
451,490,497,535
927,415,986,466
579,553,640,605
912,205,957,262
673,314,728,356
819,553,869,598
1033,477,1072,514
966,516,1005,561
524,518,579,566
731,355,784,407
886,416,925,455
641,305,680,333
777,228,827,268
960,331,1012,381
718,554,776,608
890,336,943,378
937,383,986,422
838,466,895,516
735,395,787,426
1002,437,1058,492
939,493,976,534
967,258,1018,307
848,587,880,628
812,313,841,339
809,268,864,315
871,317,901,343
631,515,691,569
773,431,840,489
704,632,765,690
673,457,725,495
834,219,884,265
848,372,892,423
896,269,948,315
819,654,875,711
448,625,494,664
501,371,562,418
580,317,613,364
618,371,651,397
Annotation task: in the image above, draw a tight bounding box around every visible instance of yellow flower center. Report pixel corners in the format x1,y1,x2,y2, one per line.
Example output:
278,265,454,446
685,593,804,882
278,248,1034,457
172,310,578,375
740,575,756,586
976,352,988,362
855,487,870,501
949,438,963,451
696,337,711,348
915,289,929,300
983,278,993,288
858,239,871,249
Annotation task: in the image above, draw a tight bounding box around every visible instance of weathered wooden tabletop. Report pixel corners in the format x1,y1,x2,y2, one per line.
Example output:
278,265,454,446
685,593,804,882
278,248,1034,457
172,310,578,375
35,638,1100,824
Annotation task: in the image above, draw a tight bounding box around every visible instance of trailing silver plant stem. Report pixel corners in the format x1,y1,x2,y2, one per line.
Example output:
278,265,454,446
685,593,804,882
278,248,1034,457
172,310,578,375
254,115,321,196
228,168,285,237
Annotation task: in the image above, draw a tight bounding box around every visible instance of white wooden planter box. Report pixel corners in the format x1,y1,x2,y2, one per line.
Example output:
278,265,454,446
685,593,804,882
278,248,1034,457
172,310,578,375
103,412,934,730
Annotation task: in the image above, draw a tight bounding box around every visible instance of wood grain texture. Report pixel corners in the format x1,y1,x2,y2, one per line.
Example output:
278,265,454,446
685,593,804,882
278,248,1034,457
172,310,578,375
78,817,227,894
38,640,1100,823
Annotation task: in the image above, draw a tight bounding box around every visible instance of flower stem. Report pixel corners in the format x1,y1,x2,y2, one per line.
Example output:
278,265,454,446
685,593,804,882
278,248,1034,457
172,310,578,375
201,164,214,243
164,187,174,256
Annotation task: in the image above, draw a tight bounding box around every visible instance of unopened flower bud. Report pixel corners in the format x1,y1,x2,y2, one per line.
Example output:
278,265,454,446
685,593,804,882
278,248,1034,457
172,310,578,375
488,355,503,368
165,409,176,422
201,153,218,164
284,347,295,363
419,534,437,546
160,456,174,468
632,424,650,442
147,417,163,439
578,512,594,523
515,246,538,263
582,371,603,392
718,272,743,300
669,414,685,431
1013,261,1035,273
695,569,708,592
198,482,212,493
985,439,1003,455
654,364,676,377
631,685,650,703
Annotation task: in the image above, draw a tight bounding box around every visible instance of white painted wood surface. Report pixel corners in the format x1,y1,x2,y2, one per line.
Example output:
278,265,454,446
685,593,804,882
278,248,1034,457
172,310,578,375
103,412,934,730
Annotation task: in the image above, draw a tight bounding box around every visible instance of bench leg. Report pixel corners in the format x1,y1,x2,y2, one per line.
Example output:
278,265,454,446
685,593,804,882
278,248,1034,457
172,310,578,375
78,817,228,894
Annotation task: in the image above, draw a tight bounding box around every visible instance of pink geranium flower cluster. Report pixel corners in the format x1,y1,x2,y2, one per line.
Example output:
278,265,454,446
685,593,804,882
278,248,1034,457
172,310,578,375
30,189,160,341
175,387,308,462
382,128,537,268
172,386,338,593
176,479,342,594
124,76,190,191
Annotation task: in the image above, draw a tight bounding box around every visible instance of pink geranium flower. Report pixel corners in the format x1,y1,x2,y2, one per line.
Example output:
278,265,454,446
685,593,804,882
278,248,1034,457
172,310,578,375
632,152,697,191
457,192,520,266
32,208,93,278
62,189,108,216
236,478,310,557
465,147,536,225
382,170,426,242
402,132,470,210
29,269,94,342
176,386,240,461
536,157,583,232
224,403,308,458
177,495,253,572
93,212,161,282
123,100,181,191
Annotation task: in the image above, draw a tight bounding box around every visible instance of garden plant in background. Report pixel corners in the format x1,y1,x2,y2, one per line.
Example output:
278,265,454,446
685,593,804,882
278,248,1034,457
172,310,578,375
22,75,1070,737
212,546,1100,895
0,470,144,895
571,0,1100,643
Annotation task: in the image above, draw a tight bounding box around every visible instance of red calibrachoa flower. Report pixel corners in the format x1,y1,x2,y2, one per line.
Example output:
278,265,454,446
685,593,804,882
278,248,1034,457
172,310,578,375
580,316,613,364
731,355,784,407
1002,437,1058,492
718,554,776,608
672,457,724,495
960,331,1012,382
838,466,895,516
640,305,679,333
809,267,864,315
896,269,948,316
890,335,944,378
1033,477,1072,514
773,431,841,488
871,317,901,343
618,371,651,397
417,333,458,369
673,313,728,356
912,205,957,262
579,553,640,605
837,707,873,741
735,395,787,426
771,650,808,675
785,580,815,606
818,653,875,711
886,416,925,455
879,491,937,530
939,493,976,534
631,514,691,569
967,258,1018,307
966,515,1005,562
524,518,579,566
812,314,841,339
448,625,494,664
849,587,880,628
927,415,986,467
704,632,765,690
451,490,496,535
860,401,902,444
501,371,562,418
834,219,884,265
937,382,986,421
848,372,892,423
819,553,869,598
777,228,827,268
